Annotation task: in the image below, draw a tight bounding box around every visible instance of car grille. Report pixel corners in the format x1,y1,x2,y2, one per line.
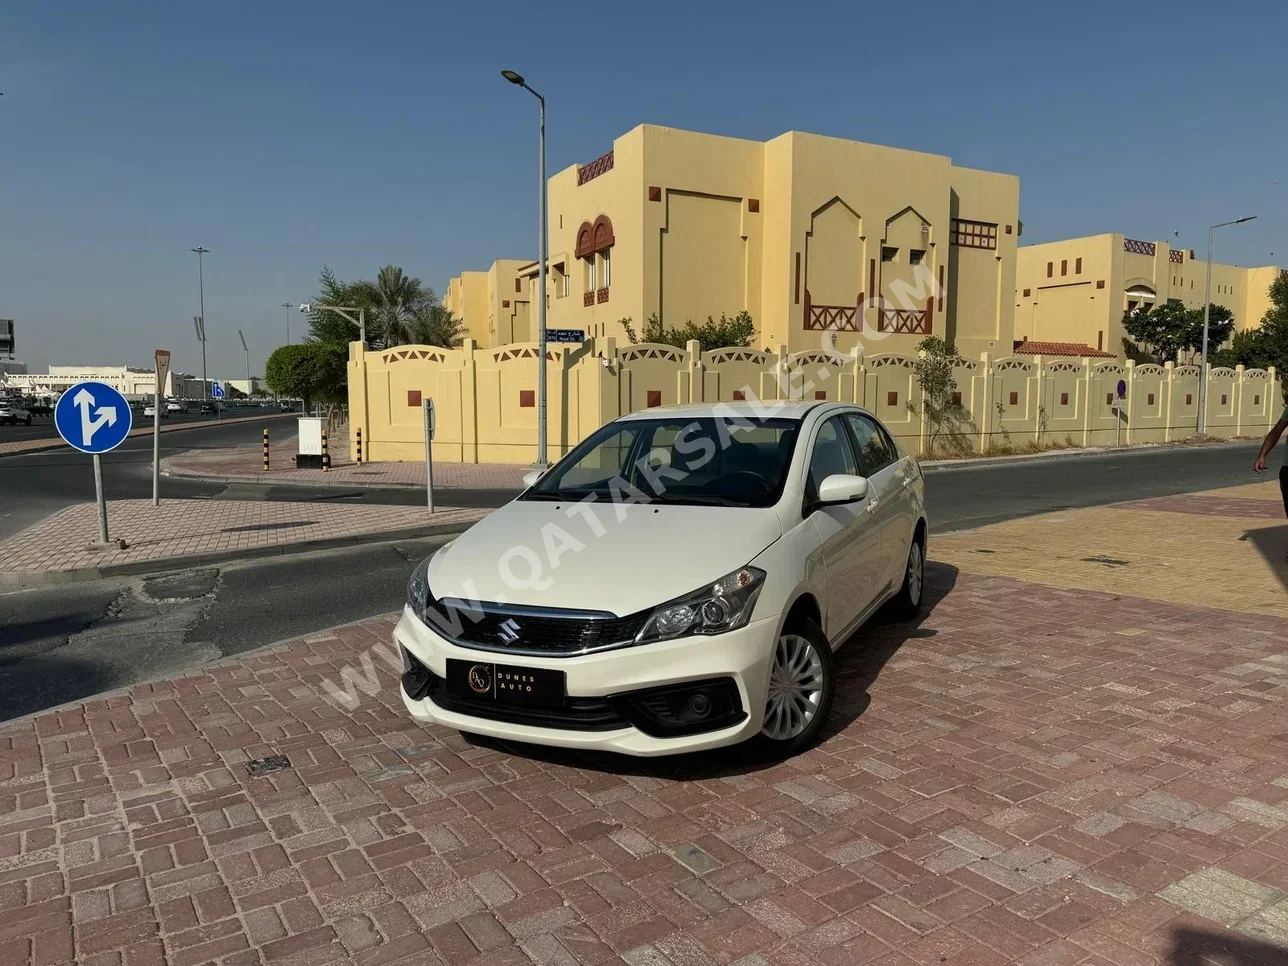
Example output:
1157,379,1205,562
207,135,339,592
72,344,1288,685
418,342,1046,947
401,651,627,731
426,605,650,655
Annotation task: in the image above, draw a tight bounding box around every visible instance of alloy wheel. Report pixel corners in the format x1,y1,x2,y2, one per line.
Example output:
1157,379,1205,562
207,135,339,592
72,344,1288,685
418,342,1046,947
907,541,923,608
762,633,824,741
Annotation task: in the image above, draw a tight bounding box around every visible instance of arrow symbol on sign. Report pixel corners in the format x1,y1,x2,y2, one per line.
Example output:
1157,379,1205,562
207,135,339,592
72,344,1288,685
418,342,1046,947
73,388,118,446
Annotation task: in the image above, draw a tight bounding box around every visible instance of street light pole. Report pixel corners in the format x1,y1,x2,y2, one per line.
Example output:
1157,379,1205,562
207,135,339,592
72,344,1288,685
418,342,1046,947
502,68,549,467
281,302,293,345
238,329,250,396
1196,216,1256,435
192,247,209,398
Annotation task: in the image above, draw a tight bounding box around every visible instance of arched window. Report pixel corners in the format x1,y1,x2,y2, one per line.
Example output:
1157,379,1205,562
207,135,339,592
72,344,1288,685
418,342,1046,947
575,215,614,302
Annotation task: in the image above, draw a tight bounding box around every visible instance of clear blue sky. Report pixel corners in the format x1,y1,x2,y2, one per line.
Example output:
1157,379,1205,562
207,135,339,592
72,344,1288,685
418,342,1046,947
1,0,1284,377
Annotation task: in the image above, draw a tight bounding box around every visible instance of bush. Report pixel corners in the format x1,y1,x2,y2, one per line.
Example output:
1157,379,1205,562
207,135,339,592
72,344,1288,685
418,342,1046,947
621,311,755,353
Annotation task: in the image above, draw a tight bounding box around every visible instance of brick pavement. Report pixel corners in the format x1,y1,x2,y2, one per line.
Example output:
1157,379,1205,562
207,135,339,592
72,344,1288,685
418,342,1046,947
2,484,1288,964
163,439,529,490
0,499,488,577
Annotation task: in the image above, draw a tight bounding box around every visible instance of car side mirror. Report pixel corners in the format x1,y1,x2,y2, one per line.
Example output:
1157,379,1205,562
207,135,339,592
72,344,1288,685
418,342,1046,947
817,473,869,505
521,469,546,488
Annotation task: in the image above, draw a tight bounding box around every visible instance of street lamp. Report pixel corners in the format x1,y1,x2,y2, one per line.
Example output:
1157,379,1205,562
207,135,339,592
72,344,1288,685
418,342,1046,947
192,247,209,398
300,302,365,347
238,329,251,397
502,68,549,467
281,302,293,345
1196,215,1256,435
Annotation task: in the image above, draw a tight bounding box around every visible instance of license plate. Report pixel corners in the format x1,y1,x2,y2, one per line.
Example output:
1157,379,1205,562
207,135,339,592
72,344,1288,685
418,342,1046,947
445,660,566,708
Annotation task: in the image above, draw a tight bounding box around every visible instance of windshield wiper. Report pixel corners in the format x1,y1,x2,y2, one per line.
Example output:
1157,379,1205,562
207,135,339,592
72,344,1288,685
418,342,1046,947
652,494,746,507
524,489,602,502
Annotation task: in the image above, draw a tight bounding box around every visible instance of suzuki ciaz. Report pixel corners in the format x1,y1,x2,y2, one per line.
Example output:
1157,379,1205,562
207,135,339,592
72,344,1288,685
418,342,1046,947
396,401,927,758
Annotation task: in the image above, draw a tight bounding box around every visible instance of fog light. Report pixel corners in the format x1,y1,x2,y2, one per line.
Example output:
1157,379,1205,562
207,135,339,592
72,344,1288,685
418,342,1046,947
687,693,711,717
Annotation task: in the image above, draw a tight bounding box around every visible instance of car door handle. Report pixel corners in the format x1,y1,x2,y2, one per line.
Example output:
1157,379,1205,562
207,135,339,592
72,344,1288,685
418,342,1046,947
902,477,915,489
865,499,880,514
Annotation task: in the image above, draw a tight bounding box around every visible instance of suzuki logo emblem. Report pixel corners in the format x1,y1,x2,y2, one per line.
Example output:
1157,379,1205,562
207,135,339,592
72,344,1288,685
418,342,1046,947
497,618,521,644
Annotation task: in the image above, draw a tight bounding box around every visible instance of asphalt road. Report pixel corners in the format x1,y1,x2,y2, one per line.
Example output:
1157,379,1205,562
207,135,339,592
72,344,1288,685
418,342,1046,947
0,435,1271,721
0,407,271,443
0,415,511,541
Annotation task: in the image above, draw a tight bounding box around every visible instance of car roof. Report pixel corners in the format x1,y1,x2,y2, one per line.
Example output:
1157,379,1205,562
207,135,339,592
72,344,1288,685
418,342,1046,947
615,400,870,422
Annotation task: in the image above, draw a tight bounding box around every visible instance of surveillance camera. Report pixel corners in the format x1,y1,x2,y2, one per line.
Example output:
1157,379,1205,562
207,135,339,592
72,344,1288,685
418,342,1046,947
298,303,312,313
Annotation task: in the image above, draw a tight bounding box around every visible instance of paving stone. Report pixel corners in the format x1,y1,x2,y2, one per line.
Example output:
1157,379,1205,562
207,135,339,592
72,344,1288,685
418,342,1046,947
1158,868,1282,926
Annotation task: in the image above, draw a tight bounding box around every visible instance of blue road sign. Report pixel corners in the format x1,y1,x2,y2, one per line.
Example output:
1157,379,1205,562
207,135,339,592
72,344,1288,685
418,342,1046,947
1116,379,1127,399
54,382,133,455
547,329,586,343
211,380,226,399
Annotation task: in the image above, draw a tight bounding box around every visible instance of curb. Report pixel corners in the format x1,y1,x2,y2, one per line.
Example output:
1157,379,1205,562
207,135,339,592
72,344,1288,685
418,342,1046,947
0,518,477,590
158,463,461,490
921,437,1258,473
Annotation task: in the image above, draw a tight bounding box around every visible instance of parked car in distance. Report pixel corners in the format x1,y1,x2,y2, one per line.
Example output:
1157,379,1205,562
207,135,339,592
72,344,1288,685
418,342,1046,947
397,401,928,759
143,403,168,418
199,402,223,415
166,401,186,413
0,400,32,425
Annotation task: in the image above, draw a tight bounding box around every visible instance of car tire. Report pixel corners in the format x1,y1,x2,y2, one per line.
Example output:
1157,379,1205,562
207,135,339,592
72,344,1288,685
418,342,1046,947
890,530,925,620
24,415,31,425
750,617,835,759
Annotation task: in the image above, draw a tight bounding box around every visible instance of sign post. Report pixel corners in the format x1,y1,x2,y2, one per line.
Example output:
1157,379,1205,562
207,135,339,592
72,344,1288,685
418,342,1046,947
153,350,170,506
423,398,436,514
211,379,225,420
1114,379,1127,448
53,381,134,547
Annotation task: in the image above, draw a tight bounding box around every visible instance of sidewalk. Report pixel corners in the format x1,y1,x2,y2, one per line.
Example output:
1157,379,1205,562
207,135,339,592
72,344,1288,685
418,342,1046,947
1,481,1286,964
0,499,488,584
162,437,529,489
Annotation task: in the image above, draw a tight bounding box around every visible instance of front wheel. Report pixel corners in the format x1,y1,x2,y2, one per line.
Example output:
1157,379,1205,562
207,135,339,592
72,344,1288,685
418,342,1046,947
751,618,835,758
24,415,31,425
890,534,925,620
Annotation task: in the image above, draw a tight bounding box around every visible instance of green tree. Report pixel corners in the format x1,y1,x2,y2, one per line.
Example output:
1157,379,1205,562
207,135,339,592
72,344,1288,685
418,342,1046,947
264,343,348,411
1214,274,1288,381
307,266,370,345
910,336,970,455
306,265,460,349
621,311,755,353
1122,301,1234,363
405,301,468,348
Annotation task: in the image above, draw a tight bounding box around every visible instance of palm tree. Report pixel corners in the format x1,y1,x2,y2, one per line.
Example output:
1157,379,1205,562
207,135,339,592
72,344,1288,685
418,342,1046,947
358,265,432,348
406,302,468,349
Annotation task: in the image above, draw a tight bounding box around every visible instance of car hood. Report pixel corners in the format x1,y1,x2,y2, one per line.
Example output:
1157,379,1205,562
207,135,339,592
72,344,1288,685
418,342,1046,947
427,499,784,615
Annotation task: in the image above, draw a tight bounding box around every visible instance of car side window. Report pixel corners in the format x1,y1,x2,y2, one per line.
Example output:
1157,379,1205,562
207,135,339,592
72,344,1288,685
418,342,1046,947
807,416,860,497
844,414,896,477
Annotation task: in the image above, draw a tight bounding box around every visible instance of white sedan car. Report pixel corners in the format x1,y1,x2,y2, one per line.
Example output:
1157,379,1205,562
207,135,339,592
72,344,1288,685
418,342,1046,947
396,401,927,758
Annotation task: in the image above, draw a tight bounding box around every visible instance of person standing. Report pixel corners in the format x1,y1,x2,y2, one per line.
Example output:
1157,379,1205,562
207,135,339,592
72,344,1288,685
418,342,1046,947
1253,402,1288,520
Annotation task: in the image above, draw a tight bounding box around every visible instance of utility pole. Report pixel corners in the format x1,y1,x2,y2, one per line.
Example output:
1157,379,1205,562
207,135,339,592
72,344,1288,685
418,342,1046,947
192,247,209,397
281,302,292,345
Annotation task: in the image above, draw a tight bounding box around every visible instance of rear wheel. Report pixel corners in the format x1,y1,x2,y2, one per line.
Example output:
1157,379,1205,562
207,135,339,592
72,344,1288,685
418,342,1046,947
751,618,835,758
890,532,925,620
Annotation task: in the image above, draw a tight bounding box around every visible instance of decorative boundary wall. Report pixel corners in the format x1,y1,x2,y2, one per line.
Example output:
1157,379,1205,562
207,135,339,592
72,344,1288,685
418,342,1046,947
348,340,1281,464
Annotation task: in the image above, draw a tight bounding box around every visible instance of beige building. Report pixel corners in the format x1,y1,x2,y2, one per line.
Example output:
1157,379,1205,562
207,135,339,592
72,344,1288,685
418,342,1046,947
1015,234,1282,356
451,124,1020,360
443,259,532,349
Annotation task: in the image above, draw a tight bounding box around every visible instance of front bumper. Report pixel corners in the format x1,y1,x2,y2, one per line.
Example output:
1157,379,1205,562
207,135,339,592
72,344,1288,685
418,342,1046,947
392,604,778,756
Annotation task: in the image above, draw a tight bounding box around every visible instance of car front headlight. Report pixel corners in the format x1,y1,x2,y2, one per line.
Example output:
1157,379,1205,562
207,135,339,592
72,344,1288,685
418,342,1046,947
407,541,454,615
636,566,766,644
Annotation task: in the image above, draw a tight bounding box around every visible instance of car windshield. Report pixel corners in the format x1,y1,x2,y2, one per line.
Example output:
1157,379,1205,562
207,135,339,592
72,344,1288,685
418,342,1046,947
524,415,800,508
